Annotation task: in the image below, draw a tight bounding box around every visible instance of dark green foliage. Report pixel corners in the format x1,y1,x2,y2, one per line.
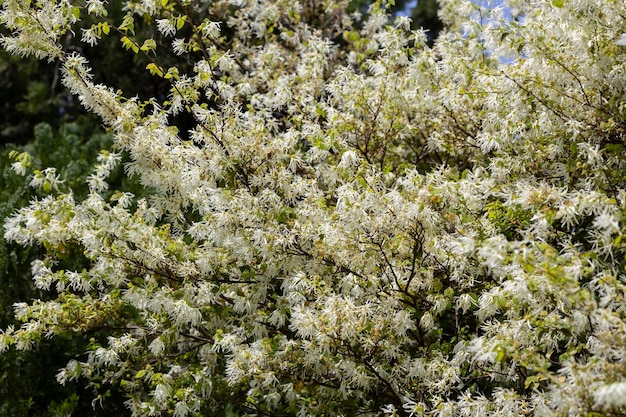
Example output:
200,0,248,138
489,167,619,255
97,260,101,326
0,0,167,146
408,0,443,40
348,0,443,39
0,51,63,145
0,122,131,417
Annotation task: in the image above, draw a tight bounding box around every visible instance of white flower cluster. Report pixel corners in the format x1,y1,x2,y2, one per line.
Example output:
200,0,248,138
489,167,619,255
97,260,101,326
2,0,626,415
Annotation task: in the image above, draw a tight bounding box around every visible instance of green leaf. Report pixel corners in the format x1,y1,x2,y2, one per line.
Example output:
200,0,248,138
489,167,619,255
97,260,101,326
121,36,139,54
140,38,157,53
164,66,180,80
146,63,164,77
176,15,186,30
495,346,506,362
524,375,537,389
119,13,135,35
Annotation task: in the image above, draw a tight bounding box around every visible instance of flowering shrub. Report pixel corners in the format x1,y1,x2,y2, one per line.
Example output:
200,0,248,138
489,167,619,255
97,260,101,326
2,0,626,415
0,122,131,416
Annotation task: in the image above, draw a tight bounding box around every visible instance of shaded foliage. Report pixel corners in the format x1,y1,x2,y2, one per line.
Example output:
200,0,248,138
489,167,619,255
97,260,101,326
0,122,131,416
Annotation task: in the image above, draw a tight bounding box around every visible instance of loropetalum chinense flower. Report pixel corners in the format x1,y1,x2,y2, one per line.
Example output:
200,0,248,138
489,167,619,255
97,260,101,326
2,0,626,415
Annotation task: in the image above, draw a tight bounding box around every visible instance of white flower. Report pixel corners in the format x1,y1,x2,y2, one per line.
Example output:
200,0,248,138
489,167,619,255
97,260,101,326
339,150,360,168
156,19,176,37
202,21,221,40
29,167,63,191
81,28,99,46
153,383,170,406
592,211,620,235
172,38,186,55
394,16,412,31
456,293,475,313
86,0,107,16
142,0,157,15
11,161,27,176
173,400,191,417
595,382,626,409
419,312,435,331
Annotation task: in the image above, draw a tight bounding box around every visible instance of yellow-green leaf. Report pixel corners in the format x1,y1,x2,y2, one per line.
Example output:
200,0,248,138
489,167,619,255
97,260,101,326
176,15,186,30
121,36,139,53
164,66,180,80
140,38,157,52
119,13,135,35
146,63,164,77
